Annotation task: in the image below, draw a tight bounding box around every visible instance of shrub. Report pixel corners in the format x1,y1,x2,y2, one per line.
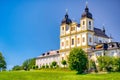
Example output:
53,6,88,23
68,48,88,74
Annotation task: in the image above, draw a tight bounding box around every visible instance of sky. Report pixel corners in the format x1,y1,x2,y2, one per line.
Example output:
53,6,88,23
0,0,120,70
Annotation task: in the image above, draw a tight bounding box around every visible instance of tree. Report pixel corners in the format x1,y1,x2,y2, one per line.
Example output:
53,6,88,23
89,60,98,72
61,60,67,67
68,48,88,74
52,61,57,68
22,58,36,70
97,56,113,72
12,65,22,71
0,52,6,71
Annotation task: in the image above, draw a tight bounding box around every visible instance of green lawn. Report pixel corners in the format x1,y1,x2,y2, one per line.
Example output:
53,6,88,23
0,70,120,80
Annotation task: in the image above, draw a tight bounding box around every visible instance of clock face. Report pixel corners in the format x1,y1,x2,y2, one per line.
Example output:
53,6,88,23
66,25,69,31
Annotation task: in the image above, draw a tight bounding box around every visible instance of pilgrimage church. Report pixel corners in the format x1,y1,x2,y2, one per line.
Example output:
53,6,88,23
36,3,120,68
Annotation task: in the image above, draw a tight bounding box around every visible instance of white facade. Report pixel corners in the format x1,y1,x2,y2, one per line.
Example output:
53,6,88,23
36,50,60,68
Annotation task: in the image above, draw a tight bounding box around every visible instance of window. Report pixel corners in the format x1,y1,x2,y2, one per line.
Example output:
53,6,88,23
62,42,64,46
89,37,92,42
66,40,68,46
77,38,80,44
72,38,74,45
83,21,85,25
89,21,91,25
83,37,85,42
66,25,69,31
88,21,92,30
62,27,64,31
62,57,64,60
99,40,102,43
71,27,75,31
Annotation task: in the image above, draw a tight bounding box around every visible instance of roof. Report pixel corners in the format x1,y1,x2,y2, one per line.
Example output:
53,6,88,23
36,50,59,59
94,28,109,38
61,13,72,25
81,5,92,19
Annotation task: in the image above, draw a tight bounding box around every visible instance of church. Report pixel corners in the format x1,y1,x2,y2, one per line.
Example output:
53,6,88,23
36,4,120,68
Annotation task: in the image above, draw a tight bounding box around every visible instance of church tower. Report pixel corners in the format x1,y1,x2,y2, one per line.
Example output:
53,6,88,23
80,3,94,51
59,3,95,63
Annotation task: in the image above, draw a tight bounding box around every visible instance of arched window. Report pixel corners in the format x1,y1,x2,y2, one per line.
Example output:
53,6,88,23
62,27,64,30
83,21,85,25
72,38,74,45
89,21,91,25
83,37,85,42
89,37,92,42
77,38,80,44
66,40,68,46
62,42,64,46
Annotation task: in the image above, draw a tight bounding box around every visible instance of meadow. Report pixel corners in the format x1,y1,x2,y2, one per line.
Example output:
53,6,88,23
0,70,120,80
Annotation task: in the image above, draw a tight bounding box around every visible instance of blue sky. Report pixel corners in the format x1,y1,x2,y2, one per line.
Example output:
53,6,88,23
0,0,120,70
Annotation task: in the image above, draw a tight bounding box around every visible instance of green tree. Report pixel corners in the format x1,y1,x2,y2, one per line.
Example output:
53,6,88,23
68,48,88,74
61,60,67,67
12,65,22,71
45,64,49,68
89,60,98,72
113,57,120,72
52,61,57,68
0,52,6,71
22,58,36,70
97,56,113,72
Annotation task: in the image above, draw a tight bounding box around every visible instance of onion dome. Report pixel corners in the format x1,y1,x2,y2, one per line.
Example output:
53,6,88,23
61,12,72,25
81,4,92,19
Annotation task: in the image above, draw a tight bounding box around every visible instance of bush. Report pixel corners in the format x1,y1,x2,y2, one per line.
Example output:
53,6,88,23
89,60,98,73
61,60,67,67
97,56,120,72
52,61,57,68
41,65,45,69
45,65,49,68
68,48,88,74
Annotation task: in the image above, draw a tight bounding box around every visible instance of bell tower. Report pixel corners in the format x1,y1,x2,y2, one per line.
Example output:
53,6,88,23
80,3,94,50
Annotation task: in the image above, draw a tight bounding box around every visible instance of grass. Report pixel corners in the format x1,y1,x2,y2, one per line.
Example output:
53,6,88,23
0,69,120,80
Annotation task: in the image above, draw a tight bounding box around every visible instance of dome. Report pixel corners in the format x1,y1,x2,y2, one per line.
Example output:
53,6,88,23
61,13,72,25
81,6,93,19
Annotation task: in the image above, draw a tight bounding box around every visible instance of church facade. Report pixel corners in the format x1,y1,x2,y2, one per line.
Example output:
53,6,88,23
60,4,110,61
36,4,120,68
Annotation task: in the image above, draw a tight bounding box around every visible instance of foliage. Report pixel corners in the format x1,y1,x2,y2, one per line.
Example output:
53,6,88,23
45,65,49,68
61,60,67,67
32,65,38,70
97,56,120,72
22,58,36,70
41,65,45,69
12,65,22,71
0,52,6,71
89,60,98,73
52,61,57,68
97,56,113,72
113,58,120,72
68,48,88,74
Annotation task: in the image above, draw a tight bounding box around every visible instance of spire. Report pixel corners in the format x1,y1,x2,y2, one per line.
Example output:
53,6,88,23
103,26,105,33
109,34,113,39
86,1,88,8
65,9,68,19
81,2,92,19
61,9,72,25
85,1,89,12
